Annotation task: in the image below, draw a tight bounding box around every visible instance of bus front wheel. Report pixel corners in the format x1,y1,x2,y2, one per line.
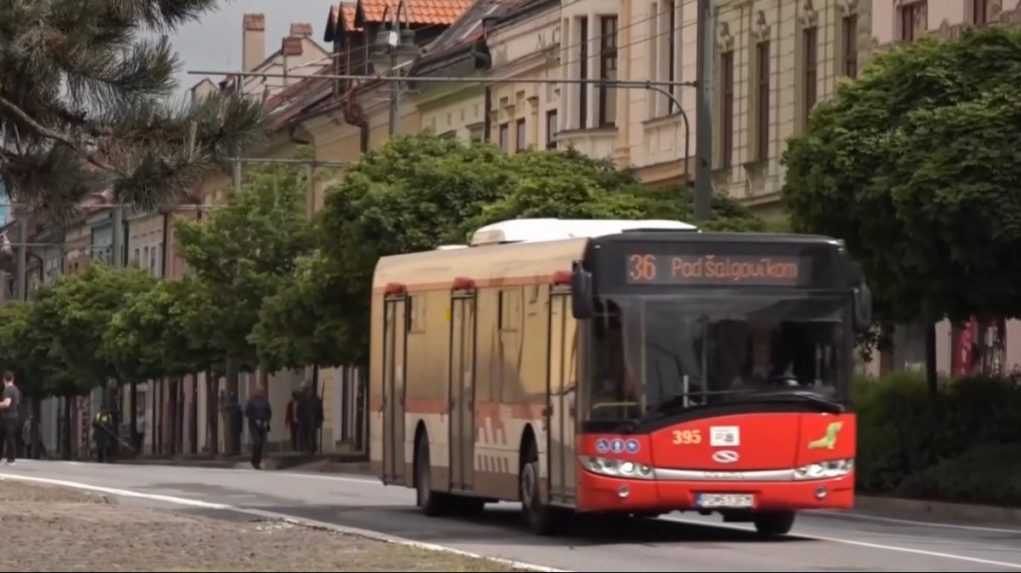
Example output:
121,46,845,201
753,511,796,537
415,436,450,517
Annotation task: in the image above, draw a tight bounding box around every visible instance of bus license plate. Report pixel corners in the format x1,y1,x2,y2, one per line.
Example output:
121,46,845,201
696,494,755,509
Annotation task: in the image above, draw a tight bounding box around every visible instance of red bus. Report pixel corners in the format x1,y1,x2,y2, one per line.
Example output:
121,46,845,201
370,219,871,535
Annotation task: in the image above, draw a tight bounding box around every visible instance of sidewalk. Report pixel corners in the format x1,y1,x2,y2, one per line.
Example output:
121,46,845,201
120,452,373,475
854,495,1021,528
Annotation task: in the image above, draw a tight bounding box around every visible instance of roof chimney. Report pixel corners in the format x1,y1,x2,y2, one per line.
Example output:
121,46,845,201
290,23,314,38
282,37,304,56
243,14,266,73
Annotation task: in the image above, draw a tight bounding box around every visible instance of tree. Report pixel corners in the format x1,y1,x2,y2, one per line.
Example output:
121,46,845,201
0,1,263,217
32,266,157,393
254,135,763,368
177,164,313,394
782,28,1021,389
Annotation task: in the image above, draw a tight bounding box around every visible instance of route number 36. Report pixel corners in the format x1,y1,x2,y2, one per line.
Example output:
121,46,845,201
629,255,657,282
673,430,702,445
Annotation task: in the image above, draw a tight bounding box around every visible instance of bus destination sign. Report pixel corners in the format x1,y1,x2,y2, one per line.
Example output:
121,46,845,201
626,253,806,286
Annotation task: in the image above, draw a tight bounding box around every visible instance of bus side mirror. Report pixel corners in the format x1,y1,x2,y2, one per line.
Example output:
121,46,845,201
571,267,594,320
853,283,873,333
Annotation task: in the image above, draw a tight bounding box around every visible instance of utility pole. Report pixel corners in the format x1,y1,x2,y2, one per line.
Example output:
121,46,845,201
15,212,27,301
694,0,715,223
234,78,244,195
389,47,400,137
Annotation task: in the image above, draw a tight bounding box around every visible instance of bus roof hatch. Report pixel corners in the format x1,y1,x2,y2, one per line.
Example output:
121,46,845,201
469,219,697,247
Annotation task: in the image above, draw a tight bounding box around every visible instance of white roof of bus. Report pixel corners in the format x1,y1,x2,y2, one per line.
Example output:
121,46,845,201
470,218,696,246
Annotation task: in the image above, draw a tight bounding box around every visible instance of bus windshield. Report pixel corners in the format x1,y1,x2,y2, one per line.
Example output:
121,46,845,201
587,293,851,424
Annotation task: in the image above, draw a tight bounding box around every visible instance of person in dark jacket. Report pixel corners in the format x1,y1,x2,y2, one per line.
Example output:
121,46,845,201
245,389,272,470
298,386,323,454
285,391,300,452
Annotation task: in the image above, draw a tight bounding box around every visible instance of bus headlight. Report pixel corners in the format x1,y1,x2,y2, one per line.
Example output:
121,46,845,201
580,457,656,480
794,459,854,480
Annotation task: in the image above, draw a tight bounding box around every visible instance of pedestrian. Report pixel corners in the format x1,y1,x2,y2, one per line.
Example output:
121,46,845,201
245,388,272,470
285,391,300,452
298,386,323,454
92,407,115,463
0,371,22,465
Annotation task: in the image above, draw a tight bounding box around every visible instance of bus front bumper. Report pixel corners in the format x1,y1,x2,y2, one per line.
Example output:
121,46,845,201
575,470,855,514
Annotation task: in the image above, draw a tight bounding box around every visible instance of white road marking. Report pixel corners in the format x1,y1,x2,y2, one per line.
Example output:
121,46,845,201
814,510,1021,535
0,474,230,509
663,515,1021,570
0,472,561,573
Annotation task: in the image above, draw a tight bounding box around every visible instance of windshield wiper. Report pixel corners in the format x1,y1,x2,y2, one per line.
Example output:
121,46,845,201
728,390,846,414
653,388,844,417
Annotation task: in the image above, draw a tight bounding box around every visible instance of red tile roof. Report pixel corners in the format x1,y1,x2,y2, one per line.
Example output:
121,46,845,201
356,0,473,26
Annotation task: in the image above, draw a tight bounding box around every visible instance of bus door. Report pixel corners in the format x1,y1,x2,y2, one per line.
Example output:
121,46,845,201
548,289,578,502
382,296,409,485
449,290,477,491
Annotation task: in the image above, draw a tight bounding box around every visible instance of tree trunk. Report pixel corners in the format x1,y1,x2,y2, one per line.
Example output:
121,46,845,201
926,322,938,397
31,396,41,460
191,373,199,455
206,371,219,456
63,395,72,461
225,356,240,455
130,381,138,451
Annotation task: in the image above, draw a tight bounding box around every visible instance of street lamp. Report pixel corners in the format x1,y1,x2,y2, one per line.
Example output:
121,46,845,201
368,0,419,137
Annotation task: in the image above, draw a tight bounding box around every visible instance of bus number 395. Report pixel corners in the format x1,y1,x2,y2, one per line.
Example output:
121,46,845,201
673,430,702,445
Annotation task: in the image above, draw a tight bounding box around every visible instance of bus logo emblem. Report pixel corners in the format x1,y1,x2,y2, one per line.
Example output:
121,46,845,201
596,439,610,454
712,450,740,464
625,440,640,454
611,440,625,454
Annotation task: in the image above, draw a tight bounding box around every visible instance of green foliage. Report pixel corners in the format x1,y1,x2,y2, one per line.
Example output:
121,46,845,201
896,444,1021,506
177,164,313,369
104,277,221,383
0,0,264,216
32,265,157,392
283,135,764,366
0,303,70,397
783,28,1021,324
854,372,1021,505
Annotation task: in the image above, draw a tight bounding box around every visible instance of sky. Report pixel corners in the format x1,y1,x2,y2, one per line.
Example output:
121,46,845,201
169,1,336,100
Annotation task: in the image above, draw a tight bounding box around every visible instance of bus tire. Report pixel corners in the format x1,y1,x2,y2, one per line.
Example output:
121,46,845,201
520,441,565,535
415,435,449,517
753,511,796,537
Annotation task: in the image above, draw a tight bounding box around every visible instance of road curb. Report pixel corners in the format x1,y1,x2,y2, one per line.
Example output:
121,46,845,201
856,495,1021,527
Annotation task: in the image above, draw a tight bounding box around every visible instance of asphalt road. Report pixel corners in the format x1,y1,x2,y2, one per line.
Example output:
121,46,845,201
2,461,1020,572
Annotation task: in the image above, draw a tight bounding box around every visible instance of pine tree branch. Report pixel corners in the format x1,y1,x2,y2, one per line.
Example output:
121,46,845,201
0,95,76,148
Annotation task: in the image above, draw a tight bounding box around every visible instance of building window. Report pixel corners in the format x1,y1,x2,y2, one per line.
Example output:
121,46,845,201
900,1,926,42
842,15,859,78
546,110,558,149
515,118,527,152
803,27,818,126
579,17,589,129
599,16,618,127
756,41,771,162
974,0,989,25
721,51,734,168
469,125,484,143
499,123,509,151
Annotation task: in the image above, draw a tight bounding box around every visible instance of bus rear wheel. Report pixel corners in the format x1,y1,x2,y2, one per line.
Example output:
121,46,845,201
753,511,796,537
520,443,566,535
415,436,450,517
